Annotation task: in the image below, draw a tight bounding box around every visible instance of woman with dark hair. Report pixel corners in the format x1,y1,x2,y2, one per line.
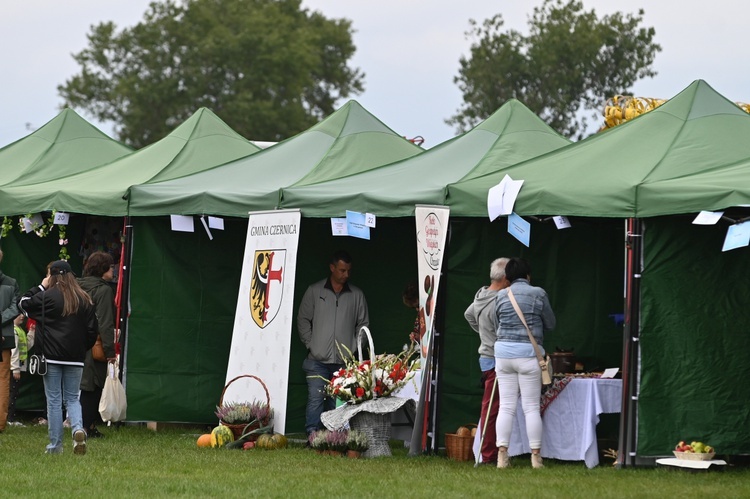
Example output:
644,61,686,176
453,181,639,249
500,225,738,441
78,251,116,438
493,258,556,469
18,260,97,455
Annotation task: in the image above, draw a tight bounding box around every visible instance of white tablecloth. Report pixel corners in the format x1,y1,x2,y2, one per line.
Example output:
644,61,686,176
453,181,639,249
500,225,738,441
508,378,622,468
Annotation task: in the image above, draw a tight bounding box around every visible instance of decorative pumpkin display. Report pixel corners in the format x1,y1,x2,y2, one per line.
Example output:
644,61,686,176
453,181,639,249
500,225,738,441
270,433,288,449
196,434,212,448
255,433,274,450
456,426,471,437
210,425,235,448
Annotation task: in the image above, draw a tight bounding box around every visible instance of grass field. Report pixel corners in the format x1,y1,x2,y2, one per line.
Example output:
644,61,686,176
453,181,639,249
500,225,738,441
1,423,747,498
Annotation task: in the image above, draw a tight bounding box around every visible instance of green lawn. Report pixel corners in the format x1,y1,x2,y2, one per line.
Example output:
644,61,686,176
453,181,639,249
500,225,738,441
1,423,746,498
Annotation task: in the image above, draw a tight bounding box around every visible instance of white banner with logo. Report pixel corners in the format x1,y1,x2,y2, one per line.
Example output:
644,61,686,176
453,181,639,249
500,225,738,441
224,209,301,434
415,205,450,364
410,205,450,454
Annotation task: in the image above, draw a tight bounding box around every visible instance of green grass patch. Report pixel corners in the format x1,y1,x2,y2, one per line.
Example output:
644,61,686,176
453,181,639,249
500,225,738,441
1,424,747,498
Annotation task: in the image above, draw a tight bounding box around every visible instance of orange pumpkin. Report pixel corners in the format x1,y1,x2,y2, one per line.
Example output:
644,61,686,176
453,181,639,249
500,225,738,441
197,433,213,448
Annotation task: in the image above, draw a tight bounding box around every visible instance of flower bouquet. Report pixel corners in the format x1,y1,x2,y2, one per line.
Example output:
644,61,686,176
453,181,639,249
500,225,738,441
324,343,418,405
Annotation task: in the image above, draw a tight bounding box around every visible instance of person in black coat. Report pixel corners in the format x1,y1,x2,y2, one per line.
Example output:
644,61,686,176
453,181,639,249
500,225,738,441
18,260,97,455
78,251,117,437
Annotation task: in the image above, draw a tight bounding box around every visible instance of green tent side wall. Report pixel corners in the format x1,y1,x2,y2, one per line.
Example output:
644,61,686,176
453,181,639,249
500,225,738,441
439,218,625,435
638,216,750,455
125,216,419,428
124,215,625,441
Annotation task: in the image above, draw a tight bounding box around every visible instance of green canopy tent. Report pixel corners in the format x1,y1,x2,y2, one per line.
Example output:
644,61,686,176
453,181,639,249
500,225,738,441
279,99,571,215
1,108,261,413
0,108,132,413
447,80,750,464
0,108,132,188
122,100,424,424
128,100,423,217
272,100,578,442
0,107,261,217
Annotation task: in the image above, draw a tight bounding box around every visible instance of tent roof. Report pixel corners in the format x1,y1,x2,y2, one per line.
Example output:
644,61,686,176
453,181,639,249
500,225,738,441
0,108,132,188
0,108,261,216
127,100,424,217
447,80,750,218
279,100,571,217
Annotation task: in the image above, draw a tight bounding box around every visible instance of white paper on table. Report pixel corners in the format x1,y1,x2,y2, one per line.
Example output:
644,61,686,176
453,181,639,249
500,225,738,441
331,217,347,236
600,368,619,379
722,220,750,252
170,215,194,232
692,211,724,225
208,216,224,230
553,216,571,229
487,174,524,221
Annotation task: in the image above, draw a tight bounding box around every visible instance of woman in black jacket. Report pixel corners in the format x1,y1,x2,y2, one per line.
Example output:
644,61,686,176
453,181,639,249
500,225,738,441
18,260,97,455
78,251,116,437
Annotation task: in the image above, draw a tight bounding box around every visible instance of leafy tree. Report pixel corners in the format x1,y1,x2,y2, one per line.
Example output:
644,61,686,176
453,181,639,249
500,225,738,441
59,0,364,148
448,0,660,139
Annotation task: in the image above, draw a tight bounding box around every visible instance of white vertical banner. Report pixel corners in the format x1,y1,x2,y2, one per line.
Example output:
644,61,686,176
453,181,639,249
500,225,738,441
414,205,450,364
224,209,301,434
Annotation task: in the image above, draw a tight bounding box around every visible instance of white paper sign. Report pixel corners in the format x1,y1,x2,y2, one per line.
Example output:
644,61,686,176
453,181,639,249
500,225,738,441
53,212,70,225
692,211,724,225
208,216,224,230
722,221,750,252
487,174,524,221
365,213,376,228
601,368,619,379
330,218,347,236
553,216,571,229
22,214,44,233
170,215,194,233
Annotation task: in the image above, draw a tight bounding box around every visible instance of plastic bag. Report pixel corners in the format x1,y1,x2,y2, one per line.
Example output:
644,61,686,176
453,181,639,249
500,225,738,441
99,362,127,423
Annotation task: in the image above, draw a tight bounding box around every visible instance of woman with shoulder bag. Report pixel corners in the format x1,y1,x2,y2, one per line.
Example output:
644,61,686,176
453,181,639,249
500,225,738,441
493,258,556,469
18,260,97,455
77,251,117,438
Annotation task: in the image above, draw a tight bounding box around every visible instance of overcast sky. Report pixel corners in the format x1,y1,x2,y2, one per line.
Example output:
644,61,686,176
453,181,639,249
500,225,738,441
2,1,749,149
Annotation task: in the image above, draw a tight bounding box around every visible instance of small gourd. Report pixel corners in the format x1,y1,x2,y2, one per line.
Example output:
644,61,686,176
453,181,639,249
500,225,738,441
197,433,212,448
256,433,273,450
210,425,235,448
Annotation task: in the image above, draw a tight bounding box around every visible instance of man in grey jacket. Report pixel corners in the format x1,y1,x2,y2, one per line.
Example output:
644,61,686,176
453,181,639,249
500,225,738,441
297,250,369,437
464,257,509,464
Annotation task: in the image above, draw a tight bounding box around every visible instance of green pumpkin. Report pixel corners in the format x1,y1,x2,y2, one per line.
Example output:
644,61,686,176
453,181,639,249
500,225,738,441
211,425,235,448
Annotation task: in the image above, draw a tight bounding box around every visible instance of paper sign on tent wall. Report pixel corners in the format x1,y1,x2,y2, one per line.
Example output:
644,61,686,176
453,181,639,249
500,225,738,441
331,218,347,236
346,210,371,240
487,174,524,221
170,215,194,232
508,212,531,247
722,221,750,252
693,211,724,225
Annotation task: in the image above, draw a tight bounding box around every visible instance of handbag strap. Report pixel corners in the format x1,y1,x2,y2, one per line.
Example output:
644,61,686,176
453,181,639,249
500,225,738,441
506,288,545,363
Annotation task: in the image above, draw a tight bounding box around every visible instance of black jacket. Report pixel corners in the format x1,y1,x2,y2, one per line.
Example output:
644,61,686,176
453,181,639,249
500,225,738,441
18,285,98,365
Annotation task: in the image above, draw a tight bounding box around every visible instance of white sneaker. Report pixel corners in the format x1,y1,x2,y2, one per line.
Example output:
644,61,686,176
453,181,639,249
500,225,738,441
73,429,87,455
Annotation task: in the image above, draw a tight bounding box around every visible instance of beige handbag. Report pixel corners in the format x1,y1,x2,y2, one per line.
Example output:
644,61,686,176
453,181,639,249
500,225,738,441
506,288,553,387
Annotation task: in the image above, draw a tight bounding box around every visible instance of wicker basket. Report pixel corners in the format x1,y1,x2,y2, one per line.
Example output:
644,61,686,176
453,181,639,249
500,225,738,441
350,411,392,458
445,424,477,461
218,374,271,441
673,451,716,461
